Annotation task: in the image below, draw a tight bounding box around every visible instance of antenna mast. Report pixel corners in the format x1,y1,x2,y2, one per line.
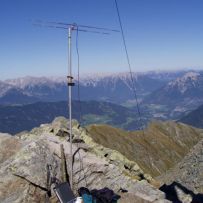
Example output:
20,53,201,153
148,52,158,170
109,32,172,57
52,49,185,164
67,25,74,189
33,20,119,189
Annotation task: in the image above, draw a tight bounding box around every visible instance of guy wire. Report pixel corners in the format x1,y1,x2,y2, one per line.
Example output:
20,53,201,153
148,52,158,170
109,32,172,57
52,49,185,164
114,0,145,133
75,25,88,188
114,0,153,168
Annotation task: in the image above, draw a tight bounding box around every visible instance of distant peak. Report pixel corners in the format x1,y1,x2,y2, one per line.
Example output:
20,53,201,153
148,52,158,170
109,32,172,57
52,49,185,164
167,71,201,94
182,71,200,79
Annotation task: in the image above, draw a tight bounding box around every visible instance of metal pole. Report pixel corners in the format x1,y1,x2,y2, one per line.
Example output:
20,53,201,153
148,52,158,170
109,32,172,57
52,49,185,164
68,26,73,189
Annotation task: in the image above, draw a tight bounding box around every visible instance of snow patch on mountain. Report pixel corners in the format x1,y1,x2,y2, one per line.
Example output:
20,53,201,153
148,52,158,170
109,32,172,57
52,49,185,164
0,81,14,97
1,70,192,90
1,70,200,104
5,76,66,89
78,72,136,87
166,72,201,94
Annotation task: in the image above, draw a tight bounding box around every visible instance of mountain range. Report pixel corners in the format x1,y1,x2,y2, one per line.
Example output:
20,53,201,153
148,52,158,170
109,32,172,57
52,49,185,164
144,71,203,104
1,69,203,131
0,70,189,105
142,71,203,119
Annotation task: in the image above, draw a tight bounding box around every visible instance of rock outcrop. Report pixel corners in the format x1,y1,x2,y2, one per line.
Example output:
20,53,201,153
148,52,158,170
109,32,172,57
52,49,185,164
158,138,203,194
0,117,171,203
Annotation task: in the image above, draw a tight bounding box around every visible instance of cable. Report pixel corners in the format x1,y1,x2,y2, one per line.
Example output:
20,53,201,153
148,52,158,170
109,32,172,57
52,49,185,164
75,25,88,188
76,26,83,124
114,0,145,132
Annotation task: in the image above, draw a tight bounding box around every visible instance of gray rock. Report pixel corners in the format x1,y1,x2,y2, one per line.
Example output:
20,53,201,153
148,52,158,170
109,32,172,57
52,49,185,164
157,139,203,203
158,138,203,194
0,133,22,164
0,117,171,203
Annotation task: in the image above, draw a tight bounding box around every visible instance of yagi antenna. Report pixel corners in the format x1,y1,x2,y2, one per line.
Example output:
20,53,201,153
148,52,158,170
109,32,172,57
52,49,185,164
33,20,119,190
33,20,119,35
47,21,120,32
33,19,119,33
33,23,110,35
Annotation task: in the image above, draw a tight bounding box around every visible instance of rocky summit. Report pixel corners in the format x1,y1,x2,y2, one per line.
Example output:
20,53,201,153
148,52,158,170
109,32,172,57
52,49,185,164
0,117,172,203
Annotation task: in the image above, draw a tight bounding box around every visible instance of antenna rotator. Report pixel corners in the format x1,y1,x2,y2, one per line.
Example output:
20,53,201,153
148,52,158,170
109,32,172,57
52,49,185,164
67,76,75,86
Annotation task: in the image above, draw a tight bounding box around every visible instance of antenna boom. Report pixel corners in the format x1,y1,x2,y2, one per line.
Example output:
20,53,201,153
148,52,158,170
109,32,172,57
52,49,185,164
32,19,119,33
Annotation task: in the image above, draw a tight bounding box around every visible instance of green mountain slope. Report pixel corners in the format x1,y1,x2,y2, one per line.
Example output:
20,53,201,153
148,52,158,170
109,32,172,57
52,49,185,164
87,121,203,177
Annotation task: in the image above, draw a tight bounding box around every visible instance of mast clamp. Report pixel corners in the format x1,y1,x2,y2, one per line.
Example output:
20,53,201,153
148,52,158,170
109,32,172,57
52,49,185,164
67,76,75,86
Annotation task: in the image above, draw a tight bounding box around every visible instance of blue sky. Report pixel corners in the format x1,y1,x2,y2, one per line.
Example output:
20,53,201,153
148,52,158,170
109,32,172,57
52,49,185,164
0,0,203,80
